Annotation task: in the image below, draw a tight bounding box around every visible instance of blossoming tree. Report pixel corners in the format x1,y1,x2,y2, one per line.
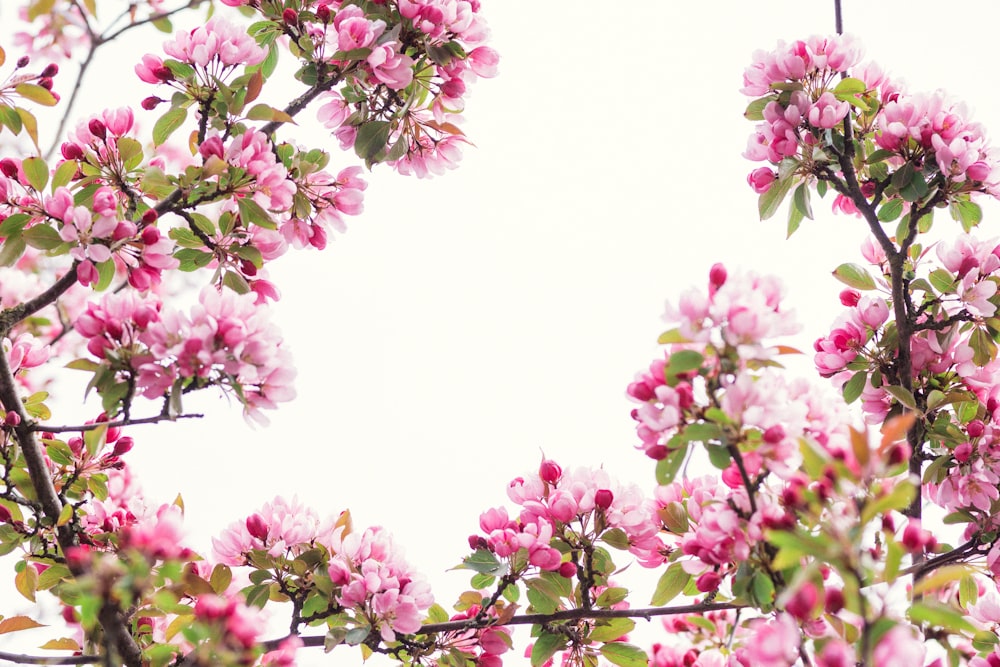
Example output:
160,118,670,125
3,1,1000,666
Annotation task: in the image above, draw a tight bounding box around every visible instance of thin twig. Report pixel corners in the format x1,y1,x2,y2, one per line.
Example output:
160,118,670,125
33,412,205,434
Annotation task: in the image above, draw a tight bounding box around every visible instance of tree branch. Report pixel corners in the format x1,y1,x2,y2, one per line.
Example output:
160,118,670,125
0,265,79,337
33,412,205,433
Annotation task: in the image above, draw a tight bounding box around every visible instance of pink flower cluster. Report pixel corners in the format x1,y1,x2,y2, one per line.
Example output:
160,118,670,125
476,461,666,570
329,525,434,642
74,288,295,422
139,16,265,81
742,34,1000,202
813,292,889,378
213,495,335,565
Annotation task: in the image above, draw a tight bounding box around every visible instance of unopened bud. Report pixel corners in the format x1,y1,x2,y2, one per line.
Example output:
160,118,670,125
316,4,331,21
708,262,727,290
246,513,269,541
0,504,11,523
594,489,613,510
0,159,18,178
4,411,20,427
558,561,577,578
111,436,134,457
40,63,58,78
38,77,53,90
967,419,986,439
839,289,861,307
16,56,29,69
140,96,163,111
88,119,106,141
61,142,84,161
695,571,721,593
140,225,160,244
282,8,298,25
539,459,562,484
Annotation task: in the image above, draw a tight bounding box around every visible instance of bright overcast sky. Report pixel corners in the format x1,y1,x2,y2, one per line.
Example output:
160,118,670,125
5,1,1000,665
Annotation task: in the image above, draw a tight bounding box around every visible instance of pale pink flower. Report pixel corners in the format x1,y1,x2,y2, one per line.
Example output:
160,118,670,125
742,613,800,666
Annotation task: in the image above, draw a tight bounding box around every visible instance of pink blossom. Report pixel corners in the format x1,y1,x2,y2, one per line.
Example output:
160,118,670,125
808,92,850,129
367,43,415,89
747,167,777,193
742,613,800,666
163,16,265,70
871,626,926,667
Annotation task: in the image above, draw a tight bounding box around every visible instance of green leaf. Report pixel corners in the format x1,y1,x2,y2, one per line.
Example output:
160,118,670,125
51,159,78,191
832,263,876,290
928,268,956,294
594,587,628,608
460,549,506,576
951,200,983,232
0,234,26,267
667,349,704,375
152,107,187,147
600,642,648,667
792,182,813,220
860,480,916,524
908,601,977,634
531,631,566,667
705,444,731,470
655,444,688,485
354,120,392,163
246,104,295,124
877,198,904,222
15,83,57,107
883,385,916,410
787,197,804,239
22,225,63,250
21,157,48,192
589,618,635,643
237,197,275,228
842,371,867,404
971,326,997,367
601,527,630,550
744,96,773,121
650,563,689,606
758,173,796,221
833,77,866,95
93,259,116,292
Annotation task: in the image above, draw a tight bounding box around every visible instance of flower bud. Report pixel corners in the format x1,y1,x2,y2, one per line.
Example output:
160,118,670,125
4,411,20,427
141,96,163,110
316,3,332,21
141,226,161,245
40,63,58,78
88,119,107,141
16,56,29,69
709,262,727,290
824,587,845,614
0,504,11,523
967,419,986,439
111,436,134,457
61,142,84,161
246,513,269,541
141,208,160,225
282,8,298,25
839,289,861,307
38,77,53,90
594,489,614,510
558,561,577,578
695,571,721,593
0,159,18,178
539,459,562,484
153,66,174,82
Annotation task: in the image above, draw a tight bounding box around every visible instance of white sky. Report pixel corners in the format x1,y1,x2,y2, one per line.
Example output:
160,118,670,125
7,1,1000,665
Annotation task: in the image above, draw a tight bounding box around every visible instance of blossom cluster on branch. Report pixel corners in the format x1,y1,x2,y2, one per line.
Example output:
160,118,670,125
6,4,1000,667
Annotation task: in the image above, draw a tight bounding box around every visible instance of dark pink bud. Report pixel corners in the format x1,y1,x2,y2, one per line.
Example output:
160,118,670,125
111,436,134,457
16,56,29,69
140,96,163,111
0,504,11,523
901,520,926,553
683,650,699,667
886,443,909,466
695,571,721,593
558,561,577,578
881,513,896,533
141,209,159,225
62,605,79,624
141,225,160,244
468,534,488,550
40,63,58,78
113,221,137,241
646,444,668,460
762,425,785,445
539,459,562,484
240,258,258,277
627,380,654,402
61,142,84,161
38,77,53,90
824,587,844,614
153,66,173,82
967,419,986,439
88,119,106,140
955,441,973,464
839,289,861,307
4,411,20,427
316,4,331,21
282,8,298,24
594,489,613,510
708,263,727,290
198,136,224,159
0,159,18,178
784,581,818,620
246,513,268,541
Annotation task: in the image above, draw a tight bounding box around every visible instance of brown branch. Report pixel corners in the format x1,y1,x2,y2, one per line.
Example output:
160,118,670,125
0,265,79,337
0,651,102,666
32,412,205,433
260,602,748,652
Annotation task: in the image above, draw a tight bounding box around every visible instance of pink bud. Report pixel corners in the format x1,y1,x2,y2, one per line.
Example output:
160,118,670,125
61,142,84,161
38,78,53,90
246,513,268,541
955,441,973,463
539,459,562,484
594,489,614,510
88,119,106,141
709,263,727,290
141,209,159,225
824,587,845,614
695,571,721,593
762,425,785,444
153,66,174,82
4,411,20,427
558,561,577,578
316,4,331,21
16,56,29,68
141,96,163,111
839,289,861,307
0,159,18,178
784,581,818,620
967,419,986,439
111,436,134,457
0,505,11,523
40,63,58,78
282,8,298,24
747,167,777,194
